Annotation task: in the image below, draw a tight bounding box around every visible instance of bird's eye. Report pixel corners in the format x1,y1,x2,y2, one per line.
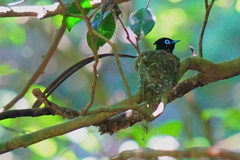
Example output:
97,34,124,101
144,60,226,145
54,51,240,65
164,39,170,44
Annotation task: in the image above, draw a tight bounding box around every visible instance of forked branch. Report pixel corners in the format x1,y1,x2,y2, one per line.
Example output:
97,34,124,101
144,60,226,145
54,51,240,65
199,0,215,57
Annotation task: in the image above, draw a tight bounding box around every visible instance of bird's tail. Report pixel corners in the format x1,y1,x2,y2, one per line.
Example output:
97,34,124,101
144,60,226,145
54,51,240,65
32,53,136,108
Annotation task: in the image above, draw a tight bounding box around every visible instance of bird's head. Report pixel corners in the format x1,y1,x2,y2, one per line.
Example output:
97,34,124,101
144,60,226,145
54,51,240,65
154,37,180,53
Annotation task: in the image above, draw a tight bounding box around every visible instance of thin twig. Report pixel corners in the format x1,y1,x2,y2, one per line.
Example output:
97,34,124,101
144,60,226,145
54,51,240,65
2,24,66,111
56,0,67,13
75,0,99,115
32,88,79,119
146,0,151,8
111,147,240,160
0,0,131,19
198,0,215,57
7,0,26,6
118,17,142,61
90,30,137,108
189,46,197,56
0,125,26,134
204,0,208,9
89,6,101,20
75,1,136,114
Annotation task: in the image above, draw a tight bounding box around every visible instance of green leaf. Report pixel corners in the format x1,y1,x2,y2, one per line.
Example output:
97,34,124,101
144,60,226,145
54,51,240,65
202,107,240,130
186,137,210,148
92,12,102,30
29,139,57,158
87,12,116,50
0,64,18,75
201,108,225,121
155,120,183,137
223,108,240,130
63,16,82,31
129,8,156,38
63,0,92,31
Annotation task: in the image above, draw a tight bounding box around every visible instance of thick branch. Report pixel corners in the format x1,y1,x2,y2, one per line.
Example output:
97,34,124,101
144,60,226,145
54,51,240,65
0,56,240,153
111,147,240,160
0,109,125,154
98,56,240,134
0,0,130,19
1,56,240,125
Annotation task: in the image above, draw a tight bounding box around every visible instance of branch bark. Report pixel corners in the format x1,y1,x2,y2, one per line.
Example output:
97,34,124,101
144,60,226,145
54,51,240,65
97,56,240,134
0,0,130,19
1,56,240,135
0,109,125,154
0,55,239,153
111,147,240,160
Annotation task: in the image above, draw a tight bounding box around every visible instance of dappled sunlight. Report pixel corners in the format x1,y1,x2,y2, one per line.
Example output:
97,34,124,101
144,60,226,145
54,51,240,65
13,97,29,109
0,89,17,108
232,83,240,106
147,135,180,160
216,0,234,9
106,89,126,105
66,127,88,143
82,157,106,160
21,46,34,59
154,8,186,37
0,152,14,160
152,102,164,117
29,139,58,158
16,17,30,24
236,0,240,12
57,34,72,51
118,140,139,153
186,137,210,148
84,59,103,72
119,26,137,44
0,0,240,159
147,135,180,150
79,39,93,56
45,58,58,75
169,0,182,3
214,133,240,150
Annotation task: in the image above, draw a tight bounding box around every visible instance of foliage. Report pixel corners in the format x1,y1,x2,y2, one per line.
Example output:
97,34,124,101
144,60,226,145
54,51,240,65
63,0,92,31
129,8,156,38
0,0,240,160
87,12,116,50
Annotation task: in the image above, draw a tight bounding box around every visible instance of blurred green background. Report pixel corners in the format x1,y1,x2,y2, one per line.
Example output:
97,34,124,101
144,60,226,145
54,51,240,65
0,0,240,159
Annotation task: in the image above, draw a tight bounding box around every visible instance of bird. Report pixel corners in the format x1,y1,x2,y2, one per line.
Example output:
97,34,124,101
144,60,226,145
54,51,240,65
98,37,181,134
32,37,180,110
154,37,180,52
135,37,180,111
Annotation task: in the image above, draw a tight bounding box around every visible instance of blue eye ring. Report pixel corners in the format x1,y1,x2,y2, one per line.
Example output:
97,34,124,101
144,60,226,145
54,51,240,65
164,39,170,44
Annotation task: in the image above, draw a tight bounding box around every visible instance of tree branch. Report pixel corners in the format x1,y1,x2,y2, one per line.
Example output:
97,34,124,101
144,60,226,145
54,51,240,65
1,56,240,128
75,0,99,115
0,0,130,19
0,110,125,154
97,56,240,134
111,147,240,160
0,56,240,153
198,0,215,57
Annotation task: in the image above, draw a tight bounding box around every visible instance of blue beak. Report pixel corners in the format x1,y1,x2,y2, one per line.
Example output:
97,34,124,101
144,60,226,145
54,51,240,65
172,40,180,44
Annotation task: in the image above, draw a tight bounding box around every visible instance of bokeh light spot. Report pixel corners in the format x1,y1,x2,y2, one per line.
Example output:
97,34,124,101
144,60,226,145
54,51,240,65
30,139,57,158
66,127,88,143
118,140,139,153
186,137,210,148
